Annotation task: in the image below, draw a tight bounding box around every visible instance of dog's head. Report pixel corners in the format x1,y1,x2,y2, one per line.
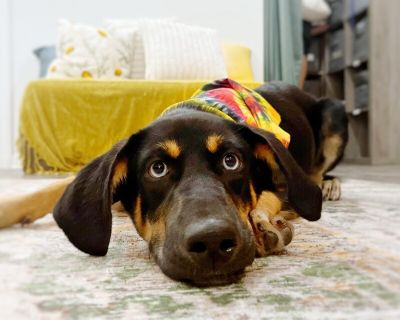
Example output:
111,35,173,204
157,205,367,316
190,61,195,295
54,110,321,286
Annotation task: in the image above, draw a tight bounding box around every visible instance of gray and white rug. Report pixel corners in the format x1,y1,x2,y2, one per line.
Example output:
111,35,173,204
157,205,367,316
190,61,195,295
0,166,399,319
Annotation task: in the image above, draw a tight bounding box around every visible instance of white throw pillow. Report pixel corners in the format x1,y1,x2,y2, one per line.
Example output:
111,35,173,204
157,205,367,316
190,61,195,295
47,19,135,79
105,18,176,79
105,19,145,79
140,20,227,80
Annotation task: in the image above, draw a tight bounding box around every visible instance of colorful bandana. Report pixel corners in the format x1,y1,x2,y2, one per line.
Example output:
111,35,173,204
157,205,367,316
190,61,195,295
163,78,290,148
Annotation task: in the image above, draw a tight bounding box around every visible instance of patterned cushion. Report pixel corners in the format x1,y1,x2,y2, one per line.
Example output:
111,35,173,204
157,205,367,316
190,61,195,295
104,19,147,79
47,20,136,79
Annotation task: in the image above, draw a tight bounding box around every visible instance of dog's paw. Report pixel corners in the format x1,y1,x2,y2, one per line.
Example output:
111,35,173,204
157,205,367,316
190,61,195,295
249,209,294,257
322,177,341,201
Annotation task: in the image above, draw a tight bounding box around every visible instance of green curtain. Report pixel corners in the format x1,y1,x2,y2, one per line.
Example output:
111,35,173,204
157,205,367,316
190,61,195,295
264,0,304,85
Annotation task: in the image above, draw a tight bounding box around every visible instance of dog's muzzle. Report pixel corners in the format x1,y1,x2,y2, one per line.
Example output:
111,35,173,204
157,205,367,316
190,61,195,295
153,194,256,286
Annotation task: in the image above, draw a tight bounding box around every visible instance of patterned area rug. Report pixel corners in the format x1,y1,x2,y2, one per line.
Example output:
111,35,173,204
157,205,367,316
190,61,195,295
0,168,399,319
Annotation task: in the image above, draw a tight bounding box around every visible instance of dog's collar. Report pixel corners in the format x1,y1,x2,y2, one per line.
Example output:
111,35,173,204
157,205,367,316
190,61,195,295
162,78,290,148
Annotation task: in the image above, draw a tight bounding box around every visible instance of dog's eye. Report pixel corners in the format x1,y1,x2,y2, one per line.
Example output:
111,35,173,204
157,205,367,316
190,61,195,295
149,161,168,178
222,153,240,171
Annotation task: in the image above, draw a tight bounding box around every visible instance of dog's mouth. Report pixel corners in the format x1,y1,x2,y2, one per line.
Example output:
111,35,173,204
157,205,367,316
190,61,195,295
161,258,248,287
181,269,245,287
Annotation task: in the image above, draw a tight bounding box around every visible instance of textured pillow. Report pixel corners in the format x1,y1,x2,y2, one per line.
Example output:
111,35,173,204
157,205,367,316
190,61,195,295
47,20,135,79
222,43,254,81
105,20,145,79
33,46,56,78
140,21,227,80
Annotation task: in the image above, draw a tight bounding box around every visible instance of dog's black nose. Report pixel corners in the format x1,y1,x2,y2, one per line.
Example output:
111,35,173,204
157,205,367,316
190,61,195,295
184,219,238,268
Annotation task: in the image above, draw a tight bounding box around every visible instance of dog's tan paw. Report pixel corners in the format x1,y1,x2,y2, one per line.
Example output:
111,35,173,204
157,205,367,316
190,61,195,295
249,209,294,257
322,178,341,201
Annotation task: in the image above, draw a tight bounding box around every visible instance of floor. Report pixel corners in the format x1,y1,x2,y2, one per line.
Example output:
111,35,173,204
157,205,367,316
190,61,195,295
0,164,399,319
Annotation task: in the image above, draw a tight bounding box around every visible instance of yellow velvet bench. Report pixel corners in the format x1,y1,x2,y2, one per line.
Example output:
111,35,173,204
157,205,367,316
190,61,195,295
18,79,261,174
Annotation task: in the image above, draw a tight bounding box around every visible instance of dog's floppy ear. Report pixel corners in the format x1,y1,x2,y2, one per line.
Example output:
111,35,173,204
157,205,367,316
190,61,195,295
53,132,143,256
240,125,322,221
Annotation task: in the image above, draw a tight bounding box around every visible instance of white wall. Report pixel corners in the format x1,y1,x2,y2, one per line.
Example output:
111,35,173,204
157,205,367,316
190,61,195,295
0,0,13,168
0,0,264,169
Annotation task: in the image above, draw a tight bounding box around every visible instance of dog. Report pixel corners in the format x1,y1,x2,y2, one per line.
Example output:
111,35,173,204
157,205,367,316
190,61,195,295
0,80,348,286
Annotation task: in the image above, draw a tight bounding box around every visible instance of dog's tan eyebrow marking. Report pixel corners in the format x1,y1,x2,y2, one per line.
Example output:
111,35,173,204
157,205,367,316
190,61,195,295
206,134,224,153
157,139,181,158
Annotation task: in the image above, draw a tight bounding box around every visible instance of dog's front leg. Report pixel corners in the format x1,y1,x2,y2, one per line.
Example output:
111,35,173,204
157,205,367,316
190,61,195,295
249,191,294,256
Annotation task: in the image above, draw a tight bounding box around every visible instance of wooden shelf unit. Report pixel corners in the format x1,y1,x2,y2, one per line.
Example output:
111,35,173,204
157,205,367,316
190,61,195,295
304,0,400,164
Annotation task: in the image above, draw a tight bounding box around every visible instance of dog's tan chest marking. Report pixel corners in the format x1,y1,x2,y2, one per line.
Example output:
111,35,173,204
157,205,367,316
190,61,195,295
205,134,224,153
255,191,282,217
235,199,251,224
253,143,286,189
249,182,258,209
253,144,278,170
158,139,181,158
133,196,151,241
133,195,167,246
112,158,128,190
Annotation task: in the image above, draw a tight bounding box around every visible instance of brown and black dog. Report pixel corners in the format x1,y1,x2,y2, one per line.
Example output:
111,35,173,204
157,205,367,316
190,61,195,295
0,81,348,286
